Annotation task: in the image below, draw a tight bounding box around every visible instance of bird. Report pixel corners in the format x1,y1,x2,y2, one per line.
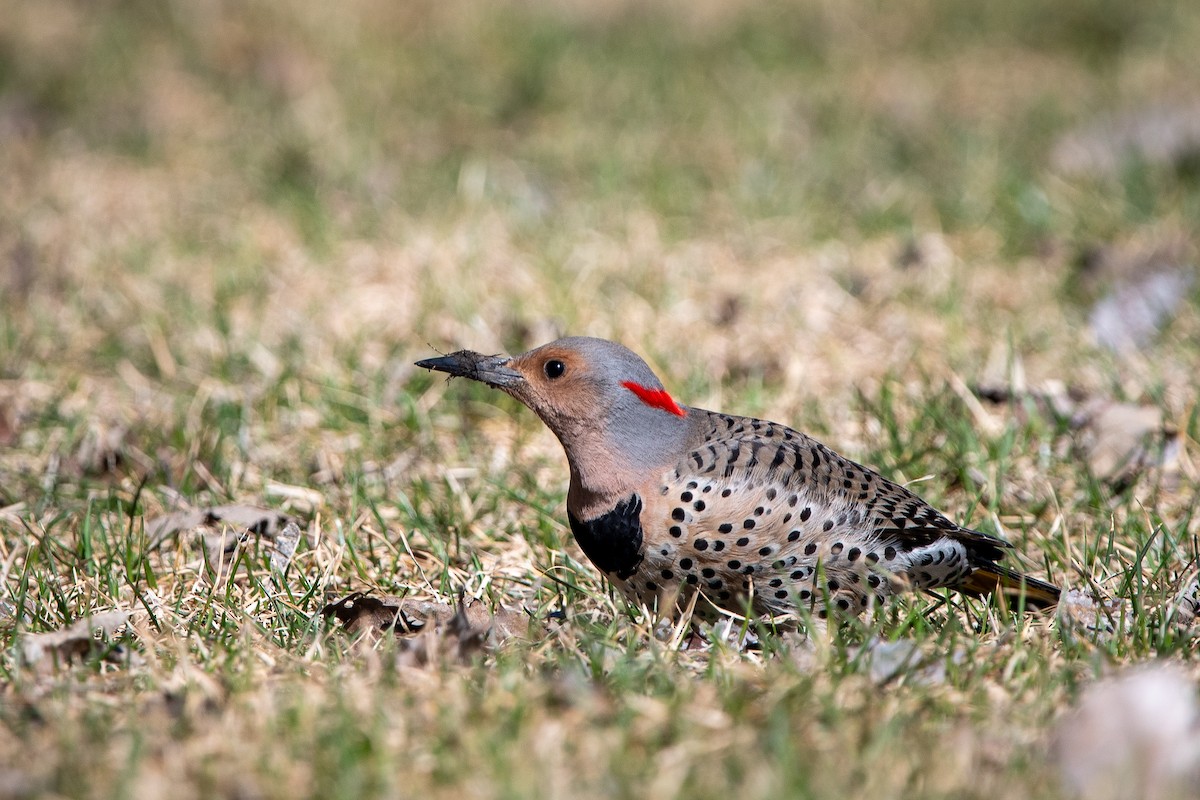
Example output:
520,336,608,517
417,337,1059,623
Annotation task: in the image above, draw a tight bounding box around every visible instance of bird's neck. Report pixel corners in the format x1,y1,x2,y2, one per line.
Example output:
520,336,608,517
561,432,639,519
560,413,692,520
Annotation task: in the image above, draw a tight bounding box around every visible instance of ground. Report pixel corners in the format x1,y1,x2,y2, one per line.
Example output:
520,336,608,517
1,1,1199,798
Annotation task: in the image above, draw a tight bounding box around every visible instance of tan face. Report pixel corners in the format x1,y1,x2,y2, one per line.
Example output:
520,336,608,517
415,335,687,451
416,336,693,510
506,344,604,426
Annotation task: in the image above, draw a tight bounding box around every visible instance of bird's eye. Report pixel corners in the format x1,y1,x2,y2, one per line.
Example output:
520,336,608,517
544,359,566,379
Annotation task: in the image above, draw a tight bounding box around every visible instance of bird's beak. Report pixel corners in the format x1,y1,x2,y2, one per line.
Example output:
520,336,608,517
415,349,525,389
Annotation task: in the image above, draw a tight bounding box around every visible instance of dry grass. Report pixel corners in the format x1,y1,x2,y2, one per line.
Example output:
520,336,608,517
2,0,1200,798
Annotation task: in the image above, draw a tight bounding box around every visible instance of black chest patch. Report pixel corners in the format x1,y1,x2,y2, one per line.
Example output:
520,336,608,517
568,494,645,581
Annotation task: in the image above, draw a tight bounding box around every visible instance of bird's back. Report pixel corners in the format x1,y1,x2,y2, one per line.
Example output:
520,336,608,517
609,407,1055,618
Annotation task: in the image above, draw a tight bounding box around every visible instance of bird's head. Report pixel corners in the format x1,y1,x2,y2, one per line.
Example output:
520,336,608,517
417,337,692,498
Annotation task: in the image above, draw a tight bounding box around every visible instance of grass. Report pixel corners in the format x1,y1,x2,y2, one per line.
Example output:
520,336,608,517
2,0,1200,797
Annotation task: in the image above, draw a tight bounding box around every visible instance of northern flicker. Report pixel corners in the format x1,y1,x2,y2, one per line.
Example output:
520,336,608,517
417,337,1059,621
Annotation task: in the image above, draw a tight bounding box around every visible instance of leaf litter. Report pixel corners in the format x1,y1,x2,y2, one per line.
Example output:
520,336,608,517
322,591,533,666
20,610,134,670
1089,268,1196,354
0,2,1198,797
144,504,304,579
1054,665,1200,800
1051,100,1200,178
145,505,297,549
973,383,1184,491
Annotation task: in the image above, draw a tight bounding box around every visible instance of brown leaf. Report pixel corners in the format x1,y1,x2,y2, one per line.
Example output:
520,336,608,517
146,505,295,548
848,637,958,687
1055,666,1200,800
974,385,1182,491
972,380,1082,423
1072,400,1182,490
1168,576,1200,628
488,605,534,641
269,521,302,573
322,592,532,665
1058,588,1131,639
440,598,490,659
71,422,129,477
0,398,16,448
264,481,325,512
1089,268,1194,353
321,592,431,635
20,610,131,668
201,526,247,579
1051,101,1200,178
5,236,36,303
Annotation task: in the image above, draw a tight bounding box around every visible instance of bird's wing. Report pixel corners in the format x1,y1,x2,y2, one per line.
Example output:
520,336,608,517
680,410,1010,562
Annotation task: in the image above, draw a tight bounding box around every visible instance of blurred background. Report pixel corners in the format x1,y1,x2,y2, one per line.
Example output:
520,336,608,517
3,4,1200,797
1,0,1198,490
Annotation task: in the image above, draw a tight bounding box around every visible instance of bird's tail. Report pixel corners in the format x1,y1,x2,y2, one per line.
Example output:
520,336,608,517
957,563,1060,610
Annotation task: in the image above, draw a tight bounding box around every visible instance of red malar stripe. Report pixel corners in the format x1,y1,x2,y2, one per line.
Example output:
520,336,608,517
622,381,686,417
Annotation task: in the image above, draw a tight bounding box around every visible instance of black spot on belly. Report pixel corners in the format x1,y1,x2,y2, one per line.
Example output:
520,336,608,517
568,495,644,580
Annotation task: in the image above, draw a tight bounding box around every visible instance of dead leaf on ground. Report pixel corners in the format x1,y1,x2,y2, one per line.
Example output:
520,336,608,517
146,505,295,549
1051,101,1200,178
20,610,132,669
4,236,37,303
201,526,247,579
1058,588,1133,640
974,385,1182,491
1054,665,1200,800
1167,576,1200,628
322,592,433,634
264,481,325,512
146,505,306,580
0,398,16,447
1088,268,1194,353
1071,400,1182,491
270,521,301,573
70,422,130,477
852,637,958,687
322,592,532,665
972,380,1083,423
